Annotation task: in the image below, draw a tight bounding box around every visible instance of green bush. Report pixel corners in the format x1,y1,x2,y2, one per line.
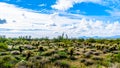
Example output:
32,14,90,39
97,55,111,67
54,61,70,68
60,61,70,68
57,51,67,59
113,53,120,63
49,54,60,62
15,60,33,68
41,50,54,56
0,43,8,50
0,55,17,68
0,62,13,68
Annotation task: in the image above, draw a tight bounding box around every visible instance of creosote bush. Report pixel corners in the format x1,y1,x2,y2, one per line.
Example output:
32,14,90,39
54,61,70,68
57,51,67,59
0,55,18,68
0,43,8,50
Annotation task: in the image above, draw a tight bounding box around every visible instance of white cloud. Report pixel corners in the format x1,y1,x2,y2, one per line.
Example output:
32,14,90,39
38,4,46,7
106,9,120,16
52,0,74,11
51,0,102,11
0,2,120,38
52,0,120,13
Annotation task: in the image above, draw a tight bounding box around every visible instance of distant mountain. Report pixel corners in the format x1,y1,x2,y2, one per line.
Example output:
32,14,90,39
79,35,120,39
105,35,120,39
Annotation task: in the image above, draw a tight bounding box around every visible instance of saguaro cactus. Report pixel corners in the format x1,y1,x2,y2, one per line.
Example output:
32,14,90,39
19,46,22,54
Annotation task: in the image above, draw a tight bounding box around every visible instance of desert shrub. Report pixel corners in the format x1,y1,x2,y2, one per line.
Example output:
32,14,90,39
22,52,27,57
15,60,33,68
80,58,86,63
98,60,111,67
21,50,34,59
98,55,112,67
0,52,9,56
11,51,20,55
23,40,30,44
92,56,103,61
84,60,94,66
49,54,60,62
14,56,21,60
75,52,81,55
118,45,120,50
35,56,42,60
112,53,120,63
41,50,55,56
93,52,101,56
0,37,7,43
69,56,77,60
57,51,67,59
2,55,17,62
110,63,120,68
60,61,70,68
0,60,13,68
32,42,39,48
39,59,51,68
112,51,120,54
24,45,34,50
84,52,91,58
0,55,17,68
38,46,44,51
0,43,8,50
0,48,6,51
54,61,70,68
103,49,109,54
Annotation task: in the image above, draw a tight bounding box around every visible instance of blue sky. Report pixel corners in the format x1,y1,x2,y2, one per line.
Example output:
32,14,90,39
0,0,120,38
0,0,113,15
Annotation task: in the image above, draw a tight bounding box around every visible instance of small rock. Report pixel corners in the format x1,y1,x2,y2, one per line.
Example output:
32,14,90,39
24,45,34,50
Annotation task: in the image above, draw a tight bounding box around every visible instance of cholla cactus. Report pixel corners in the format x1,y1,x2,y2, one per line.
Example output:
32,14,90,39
38,46,44,52
26,51,31,60
68,47,74,57
12,44,15,49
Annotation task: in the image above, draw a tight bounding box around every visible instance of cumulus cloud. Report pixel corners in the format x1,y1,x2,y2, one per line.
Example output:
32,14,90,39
106,9,120,16
0,2,120,38
52,0,120,17
51,0,74,11
51,0,102,11
52,0,120,12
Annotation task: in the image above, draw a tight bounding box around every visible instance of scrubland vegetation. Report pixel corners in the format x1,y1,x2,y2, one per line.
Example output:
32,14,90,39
0,35,120,68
